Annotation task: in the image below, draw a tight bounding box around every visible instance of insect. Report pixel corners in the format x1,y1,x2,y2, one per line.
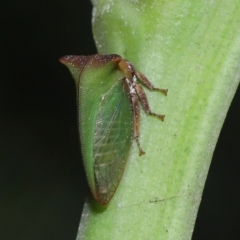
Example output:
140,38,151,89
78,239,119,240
60,54,167,205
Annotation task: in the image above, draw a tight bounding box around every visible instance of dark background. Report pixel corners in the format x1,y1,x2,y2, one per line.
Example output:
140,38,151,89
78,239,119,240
1,1,240,239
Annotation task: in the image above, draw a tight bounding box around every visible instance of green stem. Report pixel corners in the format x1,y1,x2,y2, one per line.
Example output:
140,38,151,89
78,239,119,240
77,1,240,239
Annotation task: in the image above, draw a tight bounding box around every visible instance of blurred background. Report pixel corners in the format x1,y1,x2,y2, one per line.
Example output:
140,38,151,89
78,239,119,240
1,1,240,239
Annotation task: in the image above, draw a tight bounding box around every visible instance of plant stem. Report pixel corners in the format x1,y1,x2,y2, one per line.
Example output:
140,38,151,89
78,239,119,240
77,1,240,239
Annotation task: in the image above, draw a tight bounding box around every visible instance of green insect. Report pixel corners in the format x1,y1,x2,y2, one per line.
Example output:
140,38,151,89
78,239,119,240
60,54,167,205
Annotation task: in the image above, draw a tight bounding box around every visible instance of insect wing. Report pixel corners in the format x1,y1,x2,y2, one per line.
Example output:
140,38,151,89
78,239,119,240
92,81,133,204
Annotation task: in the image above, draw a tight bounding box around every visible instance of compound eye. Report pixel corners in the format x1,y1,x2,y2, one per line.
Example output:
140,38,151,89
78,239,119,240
126,61,135,74
118,59,136,79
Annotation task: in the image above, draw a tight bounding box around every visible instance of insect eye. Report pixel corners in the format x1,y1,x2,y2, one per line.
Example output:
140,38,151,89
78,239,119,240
126,61,135,74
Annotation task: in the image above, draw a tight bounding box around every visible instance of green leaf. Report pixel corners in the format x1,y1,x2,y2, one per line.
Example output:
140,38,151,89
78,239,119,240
77,1,240,239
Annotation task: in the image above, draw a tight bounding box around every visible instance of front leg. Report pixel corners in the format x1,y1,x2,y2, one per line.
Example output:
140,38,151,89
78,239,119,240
134,80,165,121
135,71,168,95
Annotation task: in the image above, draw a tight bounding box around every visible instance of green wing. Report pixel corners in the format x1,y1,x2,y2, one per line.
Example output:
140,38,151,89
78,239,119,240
93,81,133,204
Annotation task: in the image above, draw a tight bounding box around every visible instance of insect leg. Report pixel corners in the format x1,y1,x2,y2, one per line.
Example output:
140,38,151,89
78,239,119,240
130,92,145,156
134,80,165,121
135,71,168,95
